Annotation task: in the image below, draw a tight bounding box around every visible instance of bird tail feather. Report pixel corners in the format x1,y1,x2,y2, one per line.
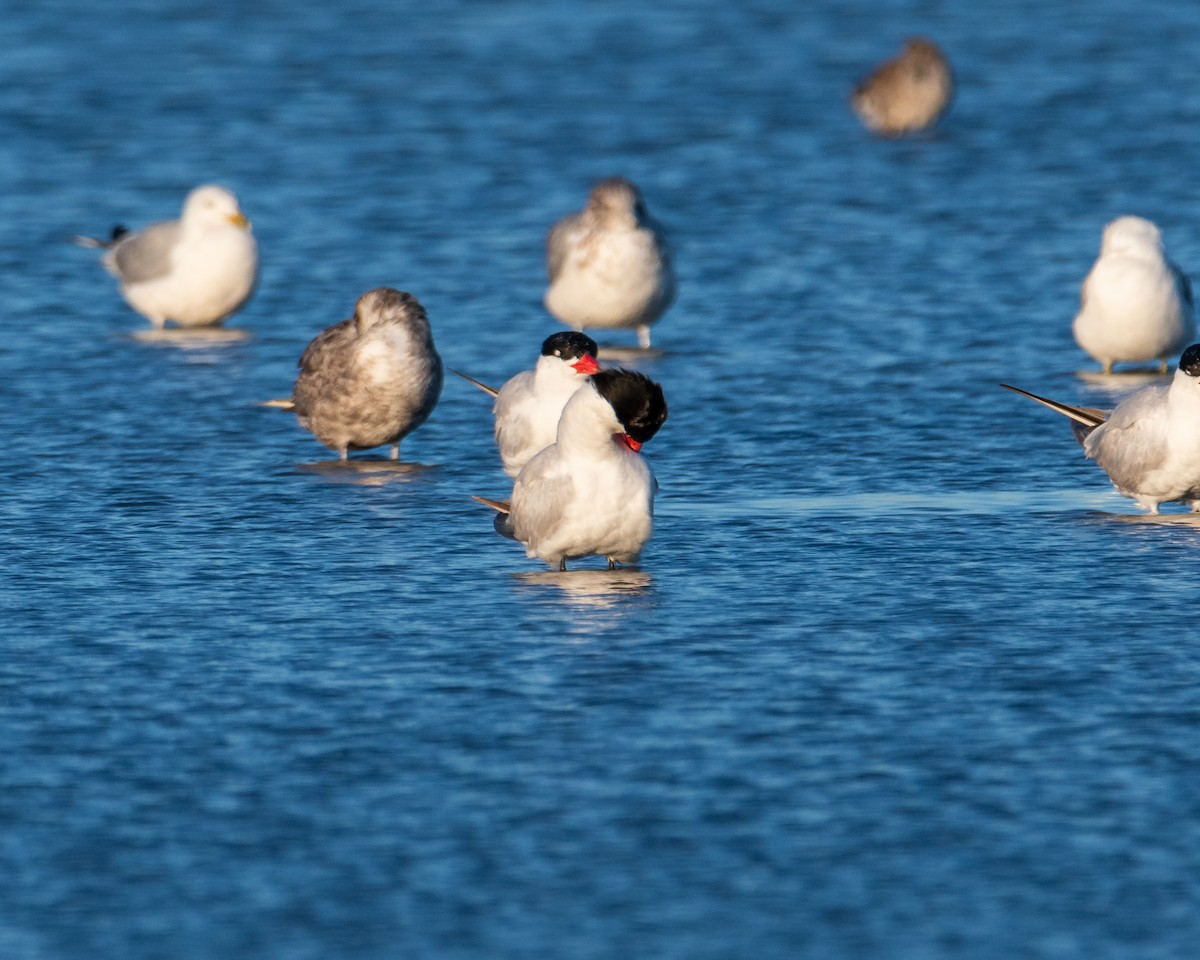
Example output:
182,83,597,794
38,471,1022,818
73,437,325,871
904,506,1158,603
1000,384,1108,428
472,495,516,540
72,226,130,249
450,369,499,398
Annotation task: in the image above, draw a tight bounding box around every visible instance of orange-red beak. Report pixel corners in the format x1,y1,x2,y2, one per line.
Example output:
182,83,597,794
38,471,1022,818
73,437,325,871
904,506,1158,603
571,354,601,375
616,433,642,452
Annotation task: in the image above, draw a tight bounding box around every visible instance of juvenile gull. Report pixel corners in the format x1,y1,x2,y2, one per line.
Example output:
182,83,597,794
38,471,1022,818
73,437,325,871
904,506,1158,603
1003,344,1200,513
1073,216,1195,374
272,288,442,461
544,178,675,350
851,38,954,136
452,332,601,477
475,369,668,570
75,184,258,328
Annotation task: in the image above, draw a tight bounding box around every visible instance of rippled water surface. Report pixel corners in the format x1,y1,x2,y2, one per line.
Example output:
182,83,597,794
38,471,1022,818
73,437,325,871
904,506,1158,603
4,1,1200,957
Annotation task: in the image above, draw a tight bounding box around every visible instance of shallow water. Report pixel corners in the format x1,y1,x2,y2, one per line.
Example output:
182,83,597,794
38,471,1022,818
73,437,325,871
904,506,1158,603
4,1,1200,958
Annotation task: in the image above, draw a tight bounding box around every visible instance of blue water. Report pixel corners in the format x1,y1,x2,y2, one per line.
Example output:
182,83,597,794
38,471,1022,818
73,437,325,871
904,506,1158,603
4,1,1200,957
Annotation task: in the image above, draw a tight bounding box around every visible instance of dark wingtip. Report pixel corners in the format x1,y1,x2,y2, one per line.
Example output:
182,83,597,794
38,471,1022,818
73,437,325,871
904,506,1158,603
1179,344,1200,376
492,511,516,541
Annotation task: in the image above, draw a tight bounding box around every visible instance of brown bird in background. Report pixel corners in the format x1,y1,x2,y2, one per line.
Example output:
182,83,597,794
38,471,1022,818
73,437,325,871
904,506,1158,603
851,38,954,136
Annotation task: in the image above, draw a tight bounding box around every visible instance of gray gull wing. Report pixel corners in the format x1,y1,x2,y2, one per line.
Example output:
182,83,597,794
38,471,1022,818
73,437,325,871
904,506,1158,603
109,221,182,284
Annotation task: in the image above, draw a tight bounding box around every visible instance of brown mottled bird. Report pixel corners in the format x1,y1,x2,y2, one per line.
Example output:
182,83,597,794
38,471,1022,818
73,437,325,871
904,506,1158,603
851,38,954,136
266,288,443,461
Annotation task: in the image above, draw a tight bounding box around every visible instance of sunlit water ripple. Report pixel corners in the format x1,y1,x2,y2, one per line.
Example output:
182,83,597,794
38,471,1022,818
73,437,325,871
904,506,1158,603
3,1,1200,958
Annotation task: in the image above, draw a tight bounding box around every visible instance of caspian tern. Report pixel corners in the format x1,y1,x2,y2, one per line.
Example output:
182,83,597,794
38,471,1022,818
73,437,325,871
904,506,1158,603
1072,216,1194,374
1003,344,1200,513
267,288,443,461
74,185,258,328
453,332,601,477
544,177,675,350
851,38,954,136
474,368,668,570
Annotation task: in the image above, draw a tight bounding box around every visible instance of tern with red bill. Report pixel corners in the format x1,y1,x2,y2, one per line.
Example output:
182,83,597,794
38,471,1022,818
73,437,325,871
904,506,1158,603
453,331,602,477
1003,343,1200,513
474,369,668,570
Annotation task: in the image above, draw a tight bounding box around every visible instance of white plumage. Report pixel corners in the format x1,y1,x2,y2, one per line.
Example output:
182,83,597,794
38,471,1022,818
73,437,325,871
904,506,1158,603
78,184,258,329
477,369,668,570
544,178,674,350
1004,343,1200,513
492,332,601,477
1073,216,1195,373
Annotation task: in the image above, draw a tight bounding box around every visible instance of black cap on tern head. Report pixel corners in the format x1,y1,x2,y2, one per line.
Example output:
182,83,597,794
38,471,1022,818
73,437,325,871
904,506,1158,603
541,331,599,362
590,369,668,444
1180,344,1200,376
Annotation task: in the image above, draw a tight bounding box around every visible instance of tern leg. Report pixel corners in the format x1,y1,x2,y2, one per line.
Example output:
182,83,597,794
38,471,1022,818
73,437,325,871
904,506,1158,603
1101,360,1113,374
607,558,616,570
389,442,400,461
338,447,348,462
637,325,651,349
1159,358,1169,374
558,558,567,572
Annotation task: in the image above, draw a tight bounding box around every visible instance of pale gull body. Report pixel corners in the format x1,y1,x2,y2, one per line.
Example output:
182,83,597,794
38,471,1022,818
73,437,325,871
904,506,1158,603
281,288,442,461
475,369,668,570
851,38,954,136
1003,344,1200,513
1072,216,1195,374
544,178,675,350
76,185,258,328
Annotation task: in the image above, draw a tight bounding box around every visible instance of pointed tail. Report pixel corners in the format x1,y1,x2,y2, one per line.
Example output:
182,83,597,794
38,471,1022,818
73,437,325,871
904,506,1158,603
72,225,130,250
472,495,516,540
1000,384,1108,427
1001,383,1109,444
450,369,499,398
259,398,296,411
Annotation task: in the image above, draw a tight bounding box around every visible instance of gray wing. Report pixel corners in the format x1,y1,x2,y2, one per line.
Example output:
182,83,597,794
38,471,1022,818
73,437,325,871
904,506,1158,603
292,319,357,415
546,212,583,283
492,372,540,462
108,220,182,283
1085,386,1171,488
510,451,576,545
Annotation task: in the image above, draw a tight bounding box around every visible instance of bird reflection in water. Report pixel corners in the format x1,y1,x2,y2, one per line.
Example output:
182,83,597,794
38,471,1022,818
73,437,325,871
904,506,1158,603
512,568,654,617
297,460,436,487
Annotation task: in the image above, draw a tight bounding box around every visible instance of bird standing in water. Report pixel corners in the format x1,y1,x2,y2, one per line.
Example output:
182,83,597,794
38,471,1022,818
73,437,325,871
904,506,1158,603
270,288,442,461
75,184,258,328
1072,216,1194,374
1003,344,1200,513
475,369,668,570
544,177,675,350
